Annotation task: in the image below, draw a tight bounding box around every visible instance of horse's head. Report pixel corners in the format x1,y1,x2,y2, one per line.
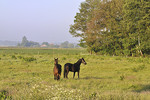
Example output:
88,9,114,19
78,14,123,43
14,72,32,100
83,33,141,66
54,58,58,64
81,58,87,65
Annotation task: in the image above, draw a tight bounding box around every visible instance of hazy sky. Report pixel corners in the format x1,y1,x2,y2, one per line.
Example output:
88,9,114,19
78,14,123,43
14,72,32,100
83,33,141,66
0,0,84,43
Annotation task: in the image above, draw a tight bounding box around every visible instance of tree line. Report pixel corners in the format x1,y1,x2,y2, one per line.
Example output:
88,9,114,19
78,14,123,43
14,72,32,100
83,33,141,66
70,0,150,56
18,36,79,48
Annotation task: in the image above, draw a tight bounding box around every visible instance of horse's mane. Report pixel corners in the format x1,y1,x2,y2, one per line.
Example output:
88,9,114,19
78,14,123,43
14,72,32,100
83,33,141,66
74,59,82,66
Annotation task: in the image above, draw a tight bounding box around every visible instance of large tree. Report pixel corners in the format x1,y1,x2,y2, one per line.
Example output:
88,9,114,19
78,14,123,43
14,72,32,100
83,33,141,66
122,0,150,56
69,0,94,53
70,0,150,56
19,36,40,47
70,0,124,54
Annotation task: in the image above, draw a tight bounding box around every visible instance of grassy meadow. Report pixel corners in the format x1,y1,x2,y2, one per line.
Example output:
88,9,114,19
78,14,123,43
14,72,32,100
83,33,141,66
0,47,150,100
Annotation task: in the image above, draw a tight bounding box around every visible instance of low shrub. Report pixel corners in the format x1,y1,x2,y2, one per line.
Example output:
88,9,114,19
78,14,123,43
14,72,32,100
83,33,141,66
0,90,12,100
22,57,36,62
131,64,146,72
120,75,125,81
11,55,17,59
17,55,23,59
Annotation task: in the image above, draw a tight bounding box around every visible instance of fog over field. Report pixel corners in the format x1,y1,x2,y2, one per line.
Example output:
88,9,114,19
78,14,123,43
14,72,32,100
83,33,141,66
0,0,84,43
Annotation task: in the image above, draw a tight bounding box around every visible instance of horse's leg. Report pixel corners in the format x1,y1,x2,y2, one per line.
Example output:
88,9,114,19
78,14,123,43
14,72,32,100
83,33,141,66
64,73,66,78
57,74,60,80
73,72,76,78
66,71,69,78
64,67,66,78
65,67,70,78
56,75,58,80
78,71,80,78
54,75,56,80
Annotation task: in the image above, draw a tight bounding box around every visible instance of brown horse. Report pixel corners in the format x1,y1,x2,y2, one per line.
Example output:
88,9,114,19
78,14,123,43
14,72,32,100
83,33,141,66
64,58,87,79
53,58,62,80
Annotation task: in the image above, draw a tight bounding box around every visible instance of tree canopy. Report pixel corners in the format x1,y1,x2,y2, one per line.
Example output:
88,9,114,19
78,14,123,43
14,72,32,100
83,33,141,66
70,0,150,56
18,36,40,47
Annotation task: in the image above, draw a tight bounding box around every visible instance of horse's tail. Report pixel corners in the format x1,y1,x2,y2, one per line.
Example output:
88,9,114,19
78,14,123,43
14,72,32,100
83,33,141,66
64,64,66,78
58,64,62,75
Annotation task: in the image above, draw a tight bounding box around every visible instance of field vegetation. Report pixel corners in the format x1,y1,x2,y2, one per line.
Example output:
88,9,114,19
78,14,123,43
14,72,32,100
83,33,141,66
0,47,150,99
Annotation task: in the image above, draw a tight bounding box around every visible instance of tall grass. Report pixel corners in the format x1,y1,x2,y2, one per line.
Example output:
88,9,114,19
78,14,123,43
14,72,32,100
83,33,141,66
0,48,150,99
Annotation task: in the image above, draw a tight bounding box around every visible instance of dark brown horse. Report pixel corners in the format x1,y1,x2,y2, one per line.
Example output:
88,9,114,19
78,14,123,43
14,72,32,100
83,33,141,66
64,58,87,79
53,58,62,80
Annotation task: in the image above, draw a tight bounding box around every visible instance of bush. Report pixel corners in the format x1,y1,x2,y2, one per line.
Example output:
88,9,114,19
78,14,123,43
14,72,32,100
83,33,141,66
22,57,36,62
120,75,125,81
11,55,17,59
131,64,146,72
89,92,97,99
2,54,6,57
0,90,12,100
17,55,23,59
62,57,66,60
115,57,122,60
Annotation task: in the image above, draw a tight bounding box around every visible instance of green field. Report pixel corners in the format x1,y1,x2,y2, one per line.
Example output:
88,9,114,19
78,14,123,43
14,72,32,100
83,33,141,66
0,48,150,100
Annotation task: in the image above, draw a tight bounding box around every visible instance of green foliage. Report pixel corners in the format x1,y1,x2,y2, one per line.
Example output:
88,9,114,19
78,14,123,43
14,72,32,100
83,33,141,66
62,57,66,60
41,41,77,48
2,54,6,57
70,0,150,56
18,36,40,47
11,55,17,59
131,64,146,72
0,90,12,100
89,92,97,99
17,55,23,59
120,75,125,81
115,57,122,61
41,42,49,46
60,41,75,48
122,0,150,56
22,57,36,62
